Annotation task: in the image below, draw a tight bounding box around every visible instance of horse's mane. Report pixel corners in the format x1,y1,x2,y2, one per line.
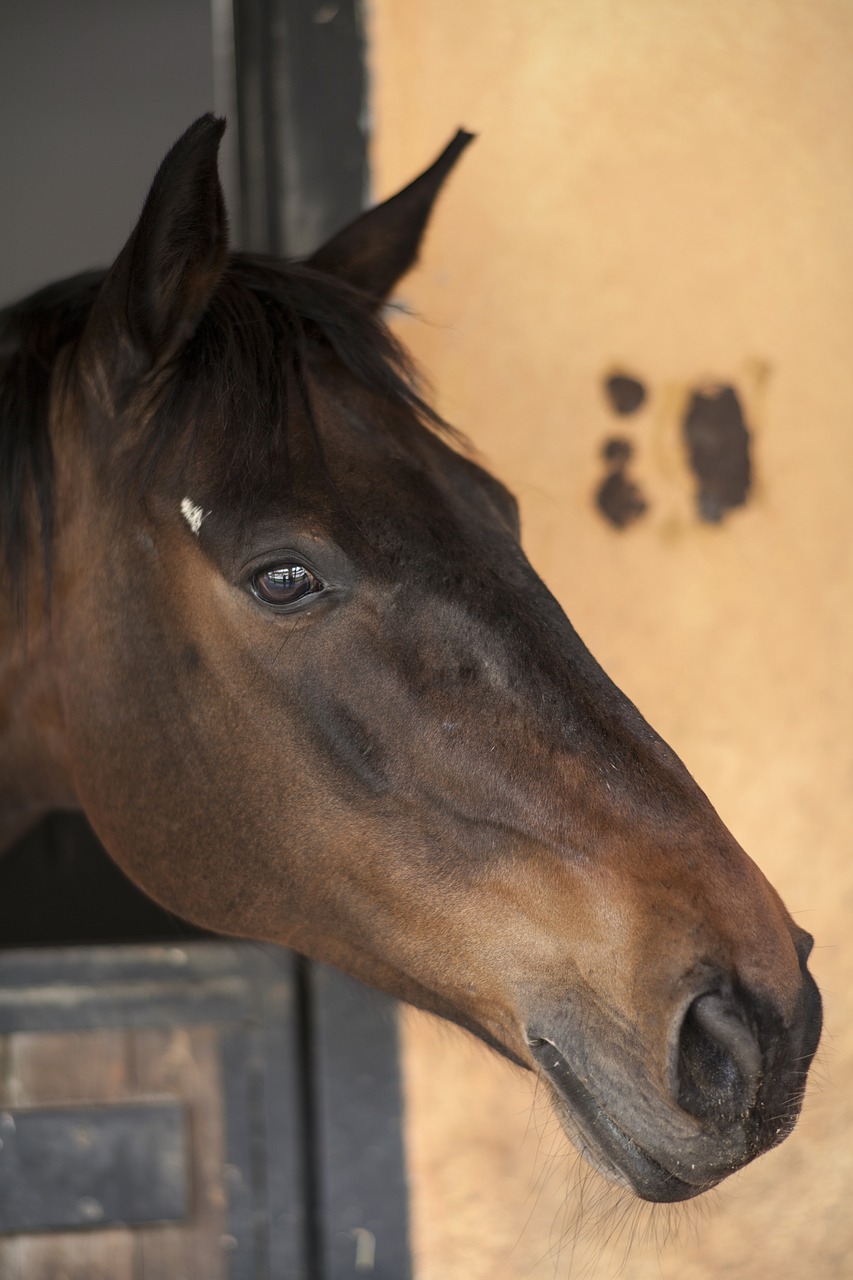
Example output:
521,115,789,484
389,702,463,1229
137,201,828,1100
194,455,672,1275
0,254,450,602
0,272,103,605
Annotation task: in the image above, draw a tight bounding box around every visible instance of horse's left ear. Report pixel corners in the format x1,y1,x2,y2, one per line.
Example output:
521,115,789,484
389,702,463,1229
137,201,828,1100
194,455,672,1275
307,129,474,302
84,114,228,380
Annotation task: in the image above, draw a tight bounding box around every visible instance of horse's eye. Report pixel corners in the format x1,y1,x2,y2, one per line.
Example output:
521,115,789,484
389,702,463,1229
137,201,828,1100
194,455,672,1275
251,563,323,608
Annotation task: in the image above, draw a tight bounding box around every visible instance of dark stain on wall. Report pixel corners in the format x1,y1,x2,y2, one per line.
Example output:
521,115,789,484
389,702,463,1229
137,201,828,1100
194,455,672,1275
682,384,752,522
605,373,647,415
596,436,648,529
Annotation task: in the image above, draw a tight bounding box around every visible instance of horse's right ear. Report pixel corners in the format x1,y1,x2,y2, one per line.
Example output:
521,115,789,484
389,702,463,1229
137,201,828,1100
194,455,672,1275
83,115,228,383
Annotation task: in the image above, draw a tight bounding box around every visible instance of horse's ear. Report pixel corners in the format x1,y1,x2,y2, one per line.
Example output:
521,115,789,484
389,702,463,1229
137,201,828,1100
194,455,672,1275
85,114,228,379
307,129,474,302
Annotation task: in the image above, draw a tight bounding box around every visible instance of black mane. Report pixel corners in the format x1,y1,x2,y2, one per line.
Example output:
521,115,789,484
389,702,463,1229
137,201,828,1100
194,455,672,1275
0,271,103,604
0,254,449,600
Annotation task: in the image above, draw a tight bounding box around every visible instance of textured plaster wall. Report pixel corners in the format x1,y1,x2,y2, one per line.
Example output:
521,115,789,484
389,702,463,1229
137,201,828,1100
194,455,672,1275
367,2,853,1276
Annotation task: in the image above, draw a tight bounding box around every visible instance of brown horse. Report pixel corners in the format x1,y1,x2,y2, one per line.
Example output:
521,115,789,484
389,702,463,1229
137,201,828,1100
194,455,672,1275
0,116,821,1203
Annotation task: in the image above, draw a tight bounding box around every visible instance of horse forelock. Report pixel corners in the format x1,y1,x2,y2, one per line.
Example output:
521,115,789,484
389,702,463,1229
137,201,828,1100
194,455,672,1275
129,255,457,503
0,254,459,600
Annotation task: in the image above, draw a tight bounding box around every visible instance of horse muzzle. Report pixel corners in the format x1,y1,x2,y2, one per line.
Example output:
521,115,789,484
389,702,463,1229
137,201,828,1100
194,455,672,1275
526,953,823,1203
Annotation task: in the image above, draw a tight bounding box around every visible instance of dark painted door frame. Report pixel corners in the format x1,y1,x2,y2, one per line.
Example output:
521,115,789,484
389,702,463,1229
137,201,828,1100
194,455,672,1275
219,5,411,1278
220,0,368,257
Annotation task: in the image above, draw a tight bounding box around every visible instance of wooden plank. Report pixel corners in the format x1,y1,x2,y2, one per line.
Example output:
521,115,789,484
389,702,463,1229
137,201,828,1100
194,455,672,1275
218,1025,266,1280
309,964,411,1280
248,948,309,1280
0,1029,136,1280
3,1029,129,1103
0,1101,188,1232
130,1026,228,1280
0,1232,135,1280
0,944,253,1034
0,1031,10,1104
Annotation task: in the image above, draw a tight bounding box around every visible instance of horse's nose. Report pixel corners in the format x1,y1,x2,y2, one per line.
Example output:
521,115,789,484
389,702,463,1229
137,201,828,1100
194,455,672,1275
675,991,763,1127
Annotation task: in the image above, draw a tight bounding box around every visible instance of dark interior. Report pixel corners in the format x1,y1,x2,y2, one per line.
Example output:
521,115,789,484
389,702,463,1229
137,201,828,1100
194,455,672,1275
0,817,209,949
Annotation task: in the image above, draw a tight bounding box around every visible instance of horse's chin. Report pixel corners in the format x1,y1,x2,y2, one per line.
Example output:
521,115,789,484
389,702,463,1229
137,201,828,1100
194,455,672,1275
528,1036,713,1204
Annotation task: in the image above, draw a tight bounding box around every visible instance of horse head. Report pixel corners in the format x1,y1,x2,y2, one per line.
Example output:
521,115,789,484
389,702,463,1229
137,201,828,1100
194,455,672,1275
2,116,821,1201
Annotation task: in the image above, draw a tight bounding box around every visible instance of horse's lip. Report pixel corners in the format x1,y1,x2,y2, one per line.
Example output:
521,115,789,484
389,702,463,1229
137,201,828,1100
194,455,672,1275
527,1035,712,1203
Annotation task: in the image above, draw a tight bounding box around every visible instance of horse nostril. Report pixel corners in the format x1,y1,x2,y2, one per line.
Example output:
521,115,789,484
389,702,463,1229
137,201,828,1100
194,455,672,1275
676,992,763,1128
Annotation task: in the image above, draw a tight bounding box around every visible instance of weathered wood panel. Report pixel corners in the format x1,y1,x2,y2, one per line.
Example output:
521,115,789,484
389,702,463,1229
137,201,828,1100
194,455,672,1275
131,1027,227,1280
0,945,308,1280
0,1029,136,1280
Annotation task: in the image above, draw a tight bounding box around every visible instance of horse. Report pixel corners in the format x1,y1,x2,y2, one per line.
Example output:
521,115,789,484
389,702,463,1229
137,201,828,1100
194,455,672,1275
0,115,821,1204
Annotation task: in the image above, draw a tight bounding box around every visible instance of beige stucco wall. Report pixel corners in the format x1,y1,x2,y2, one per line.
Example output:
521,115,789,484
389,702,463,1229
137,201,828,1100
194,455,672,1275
367,2,853,1277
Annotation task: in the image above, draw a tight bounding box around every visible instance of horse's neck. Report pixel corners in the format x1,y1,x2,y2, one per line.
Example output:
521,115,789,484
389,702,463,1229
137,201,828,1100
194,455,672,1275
0,592,77,854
